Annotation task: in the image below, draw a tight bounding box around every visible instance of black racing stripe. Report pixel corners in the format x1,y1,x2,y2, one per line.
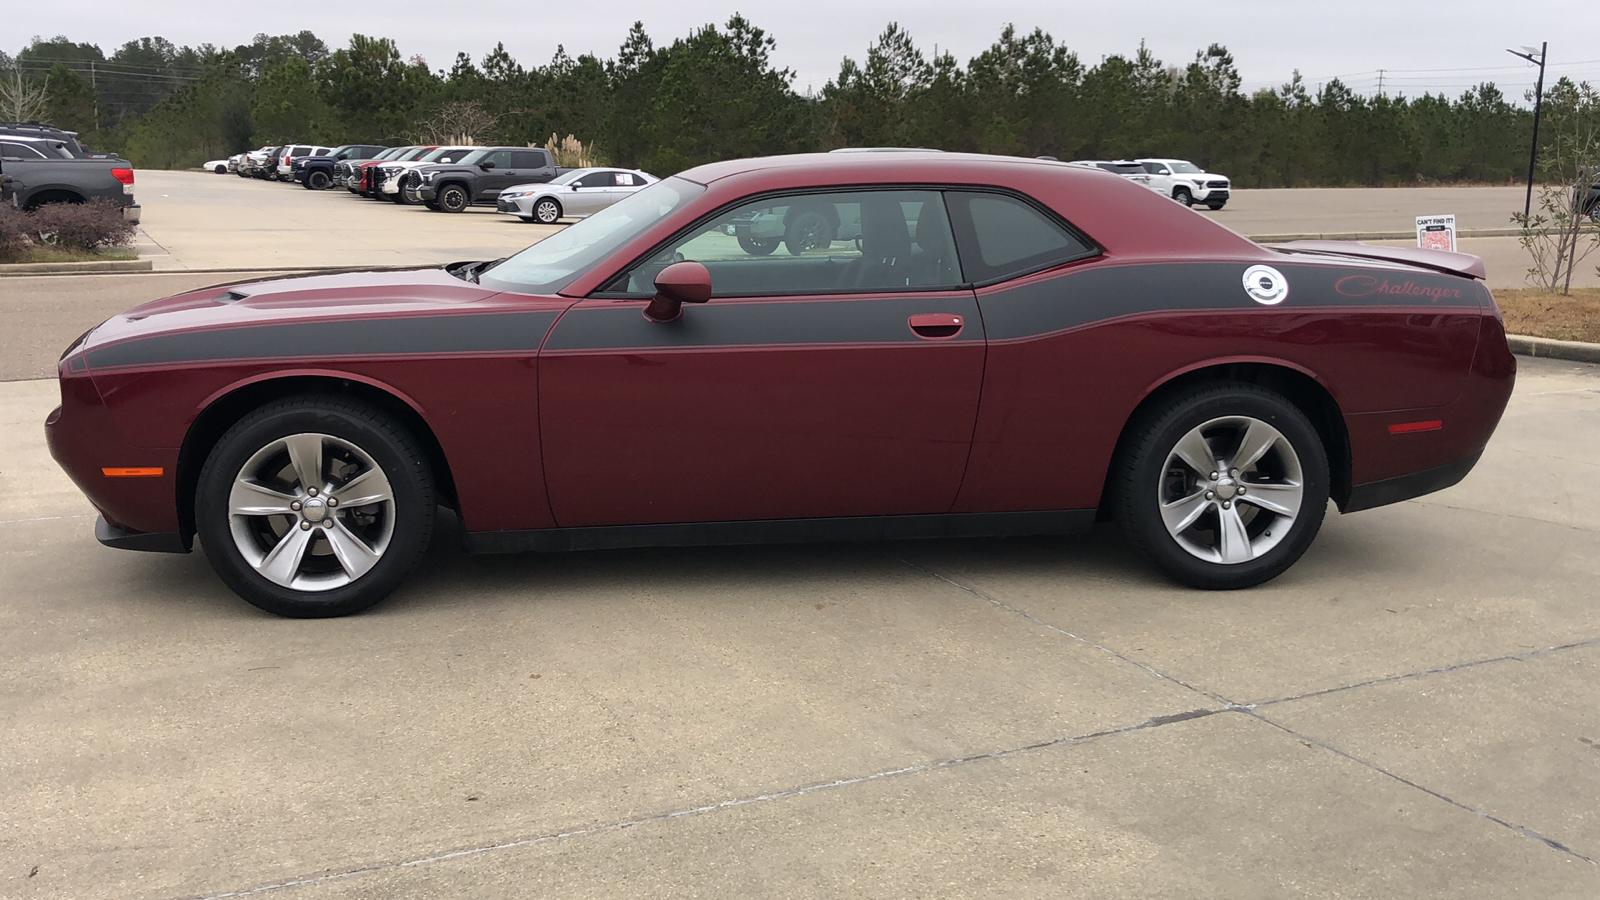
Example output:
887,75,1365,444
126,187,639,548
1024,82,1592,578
543,294,981,352
979,262,1481,342
85,311,562,370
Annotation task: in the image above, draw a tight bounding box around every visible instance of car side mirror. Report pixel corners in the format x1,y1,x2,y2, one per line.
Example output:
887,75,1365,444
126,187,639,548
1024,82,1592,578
480,161,495,170
644,261,712,323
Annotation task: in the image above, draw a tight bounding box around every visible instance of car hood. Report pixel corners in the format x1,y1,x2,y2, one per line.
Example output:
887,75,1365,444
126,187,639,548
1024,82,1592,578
77,268,510,356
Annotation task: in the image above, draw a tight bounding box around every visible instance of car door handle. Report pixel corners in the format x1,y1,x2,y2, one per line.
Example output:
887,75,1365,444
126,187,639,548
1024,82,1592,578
908,313,965,340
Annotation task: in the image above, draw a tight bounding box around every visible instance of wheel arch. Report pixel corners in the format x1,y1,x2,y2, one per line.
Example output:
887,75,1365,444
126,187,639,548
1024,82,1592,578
175,372,459,544
22,188,87,209
1098,359,1353,518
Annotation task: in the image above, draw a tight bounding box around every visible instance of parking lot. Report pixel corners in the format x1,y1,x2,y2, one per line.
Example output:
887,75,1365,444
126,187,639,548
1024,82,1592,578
2,172,1599,898
125,171,1597,290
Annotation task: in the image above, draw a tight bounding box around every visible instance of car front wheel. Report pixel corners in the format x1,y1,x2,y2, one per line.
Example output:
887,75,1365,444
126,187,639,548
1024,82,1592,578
195,396,435,617
1113,383,1329,589
437,185,470,213
306,171,331,190
1173,187,1194,207
534,198,562,224
1206,200,1226,210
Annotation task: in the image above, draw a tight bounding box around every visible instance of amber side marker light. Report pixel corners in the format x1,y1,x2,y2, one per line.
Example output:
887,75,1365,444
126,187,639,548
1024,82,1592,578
102,467,164,478
1388,420,1443,434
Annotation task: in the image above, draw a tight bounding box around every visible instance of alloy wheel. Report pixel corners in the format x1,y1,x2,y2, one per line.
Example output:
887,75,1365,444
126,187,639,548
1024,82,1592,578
1157,415,1304,564
227,433,395,591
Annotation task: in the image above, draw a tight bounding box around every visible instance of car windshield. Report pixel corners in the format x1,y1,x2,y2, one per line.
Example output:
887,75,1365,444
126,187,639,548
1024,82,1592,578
454,149,491,166
397,147,432,162
1168,161,1203,174
478,177,705,295
548,169,587,186
374,148,404,160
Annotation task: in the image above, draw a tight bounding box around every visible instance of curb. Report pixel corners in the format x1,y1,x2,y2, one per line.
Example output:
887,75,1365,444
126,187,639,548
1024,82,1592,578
1506,334,1600,364
0,258,153,276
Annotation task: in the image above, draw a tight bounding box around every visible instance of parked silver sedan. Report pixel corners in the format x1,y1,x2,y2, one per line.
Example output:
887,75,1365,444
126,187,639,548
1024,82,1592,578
495,168,658,224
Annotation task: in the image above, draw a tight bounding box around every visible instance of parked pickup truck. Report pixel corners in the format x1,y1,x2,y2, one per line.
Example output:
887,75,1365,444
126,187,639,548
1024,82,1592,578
412,147,572,212
293,144,387,190
0,153,140,221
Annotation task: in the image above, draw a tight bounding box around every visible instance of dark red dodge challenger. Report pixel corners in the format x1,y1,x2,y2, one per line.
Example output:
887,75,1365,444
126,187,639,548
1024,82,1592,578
47,153,1515,617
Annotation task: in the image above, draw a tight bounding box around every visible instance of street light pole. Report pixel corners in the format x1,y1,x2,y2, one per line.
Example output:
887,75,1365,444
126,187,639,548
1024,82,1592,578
1506,42,1547,219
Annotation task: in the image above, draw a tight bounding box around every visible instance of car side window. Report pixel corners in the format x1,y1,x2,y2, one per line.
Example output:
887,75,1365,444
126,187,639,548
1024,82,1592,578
510,150,544,169
944,191,1096,284
1,141,45,159
608,189,963,298
483,150,514,169
291,147,311,157
577,172,616,188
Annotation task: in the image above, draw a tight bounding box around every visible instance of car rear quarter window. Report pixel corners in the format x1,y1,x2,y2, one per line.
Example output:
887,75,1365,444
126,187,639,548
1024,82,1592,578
945,191,1096,284
1,141,46,159
510,150,545,168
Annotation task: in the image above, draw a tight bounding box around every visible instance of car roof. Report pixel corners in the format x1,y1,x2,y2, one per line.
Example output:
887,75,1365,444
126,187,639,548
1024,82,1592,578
679,151,1105,188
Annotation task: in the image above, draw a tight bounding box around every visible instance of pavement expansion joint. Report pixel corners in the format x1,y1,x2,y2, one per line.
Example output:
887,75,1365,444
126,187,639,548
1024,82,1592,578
897,557,1236,707
187,709,1231,900
1244,709,1599,867
1245,635,1600,709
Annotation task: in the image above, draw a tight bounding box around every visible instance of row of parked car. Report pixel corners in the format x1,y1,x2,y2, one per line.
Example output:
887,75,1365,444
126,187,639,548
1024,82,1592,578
209,143,657,223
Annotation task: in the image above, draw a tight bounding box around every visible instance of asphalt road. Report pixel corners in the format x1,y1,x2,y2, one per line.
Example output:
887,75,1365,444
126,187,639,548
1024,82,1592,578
3,357,1598,898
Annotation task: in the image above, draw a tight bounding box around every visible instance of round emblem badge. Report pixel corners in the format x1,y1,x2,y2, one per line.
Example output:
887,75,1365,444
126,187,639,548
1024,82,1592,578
1242,265,1289,305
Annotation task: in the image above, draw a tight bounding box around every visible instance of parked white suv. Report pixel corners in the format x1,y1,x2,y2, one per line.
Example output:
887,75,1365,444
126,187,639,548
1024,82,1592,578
1066,160,1157,191
275,145,333,180
1135,159,1230,209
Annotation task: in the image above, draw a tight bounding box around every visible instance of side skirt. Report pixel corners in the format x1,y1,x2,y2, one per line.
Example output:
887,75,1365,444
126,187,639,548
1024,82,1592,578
465,509,1098,555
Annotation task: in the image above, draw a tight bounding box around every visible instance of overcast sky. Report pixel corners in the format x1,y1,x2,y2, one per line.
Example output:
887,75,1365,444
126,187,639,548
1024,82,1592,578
9,0,1593,102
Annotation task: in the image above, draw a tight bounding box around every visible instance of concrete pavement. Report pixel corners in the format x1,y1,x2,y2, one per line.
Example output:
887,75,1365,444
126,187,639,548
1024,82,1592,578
2,357,1597,898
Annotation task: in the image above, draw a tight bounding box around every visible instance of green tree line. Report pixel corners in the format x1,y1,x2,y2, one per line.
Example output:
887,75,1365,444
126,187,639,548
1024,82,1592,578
0,19,1576,187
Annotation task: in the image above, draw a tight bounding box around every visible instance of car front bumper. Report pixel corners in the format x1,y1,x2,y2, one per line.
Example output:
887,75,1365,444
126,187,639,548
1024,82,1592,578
496,196,535,216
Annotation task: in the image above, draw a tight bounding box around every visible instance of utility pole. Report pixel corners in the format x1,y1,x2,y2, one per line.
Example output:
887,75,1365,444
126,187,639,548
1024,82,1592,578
1506,42,1547,219
89,60,98,133
1376,69,1385,97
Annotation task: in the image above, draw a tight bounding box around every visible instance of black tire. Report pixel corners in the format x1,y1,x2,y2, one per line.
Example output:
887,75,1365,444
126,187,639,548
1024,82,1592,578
533,197,562,224
306,170,331,190
213,164,227,174
1112,382,1329,590
1206,200,1226,211
784,210,833,255
390,190,409,204
1173,187,1194,207
194,395,436,618
437,184,470,213
737,234,780,255
424,201,441,211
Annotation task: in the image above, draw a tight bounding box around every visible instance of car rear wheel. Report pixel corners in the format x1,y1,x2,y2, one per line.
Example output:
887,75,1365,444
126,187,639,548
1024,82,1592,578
437,184,470,213
306,170,331,190
785,210,833,255
737,234,780,255
1113,383,1328,589
533,198,562,224
195,396,435,617
1173,187,1194,207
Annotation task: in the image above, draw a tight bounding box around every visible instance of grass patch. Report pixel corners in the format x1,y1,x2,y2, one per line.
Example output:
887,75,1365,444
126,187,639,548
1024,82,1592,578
1494,288,1600,343
1,246,140,265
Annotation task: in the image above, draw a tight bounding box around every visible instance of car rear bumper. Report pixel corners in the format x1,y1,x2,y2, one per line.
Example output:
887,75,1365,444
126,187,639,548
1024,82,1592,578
123,204,141,223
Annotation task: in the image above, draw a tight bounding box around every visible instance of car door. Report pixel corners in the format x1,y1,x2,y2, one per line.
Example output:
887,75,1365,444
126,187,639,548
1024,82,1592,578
473,149,518,199
538,188,985,528
565,171,617,216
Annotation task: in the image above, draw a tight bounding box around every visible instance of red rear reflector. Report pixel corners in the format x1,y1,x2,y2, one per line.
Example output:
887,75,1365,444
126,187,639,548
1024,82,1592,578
102,467,164,477
1388,420,1443,434
111,168,134,185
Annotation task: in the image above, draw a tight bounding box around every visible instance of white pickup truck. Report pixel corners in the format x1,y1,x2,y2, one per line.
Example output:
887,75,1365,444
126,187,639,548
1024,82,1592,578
1135,159,1230,210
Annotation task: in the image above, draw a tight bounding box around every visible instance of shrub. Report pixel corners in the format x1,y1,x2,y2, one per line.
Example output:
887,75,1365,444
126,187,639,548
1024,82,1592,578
0,203,30,261
26,199,137,252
